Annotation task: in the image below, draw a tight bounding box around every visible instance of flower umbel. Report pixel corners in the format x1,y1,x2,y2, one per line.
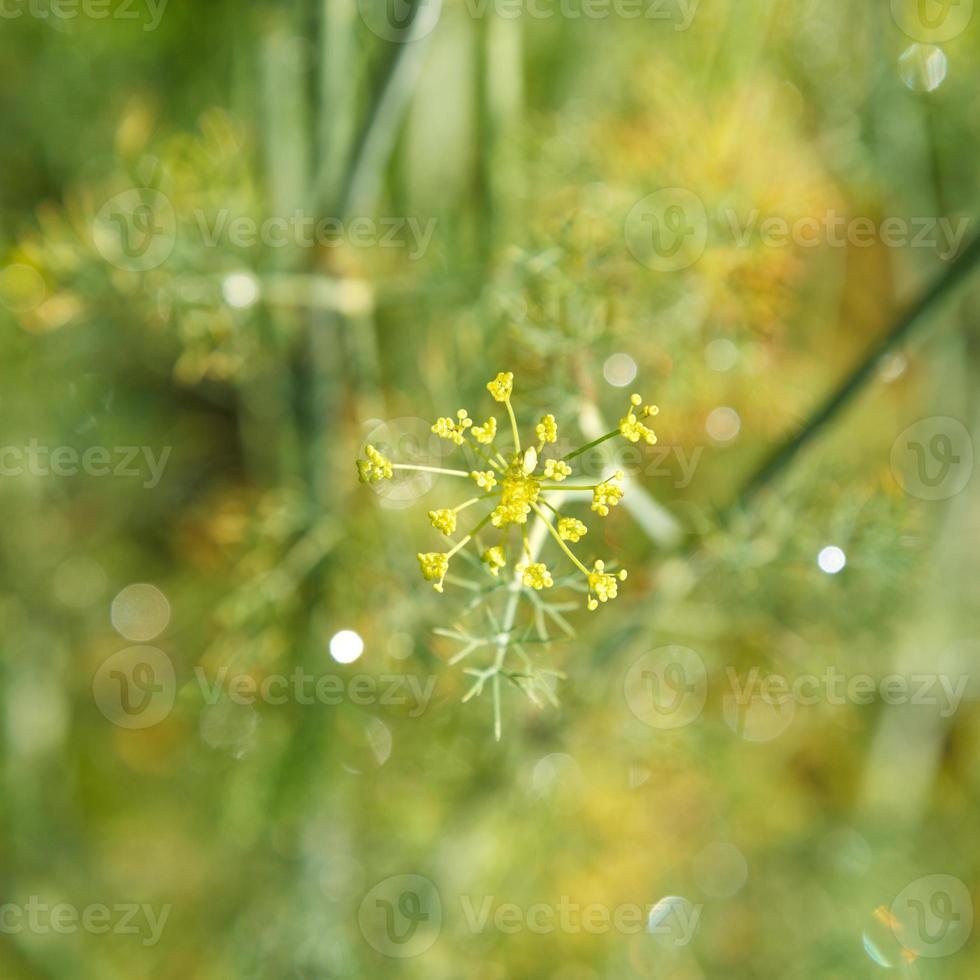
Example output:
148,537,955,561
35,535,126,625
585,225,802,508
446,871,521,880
357,373,664,737
357,375,660,611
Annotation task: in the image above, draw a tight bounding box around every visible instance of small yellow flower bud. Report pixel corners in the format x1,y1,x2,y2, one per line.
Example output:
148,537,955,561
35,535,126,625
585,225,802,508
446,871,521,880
470,470,498,491
557,517,587,543
518,562,553,590
472,417,498,444
428,509,457,535
535,414,558,444
356,444,393,483
417,552,450,591
432,411,473,445
487,371,514,402
587,559,621,607
481,546,507,577
543,459,572,482
592,478,624,516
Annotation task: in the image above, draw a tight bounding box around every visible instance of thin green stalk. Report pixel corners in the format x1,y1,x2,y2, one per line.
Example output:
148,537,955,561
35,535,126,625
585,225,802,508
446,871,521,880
731,230,980,516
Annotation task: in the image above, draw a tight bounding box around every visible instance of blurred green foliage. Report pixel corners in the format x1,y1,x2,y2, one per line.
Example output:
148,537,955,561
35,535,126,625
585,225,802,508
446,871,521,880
1,0,979,977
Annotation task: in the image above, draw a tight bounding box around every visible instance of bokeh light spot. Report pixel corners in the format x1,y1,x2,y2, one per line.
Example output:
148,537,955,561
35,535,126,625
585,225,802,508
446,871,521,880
706,406,741,442
603,353,638,387
111,583,171,641
330,629,364,664
817,546,846,575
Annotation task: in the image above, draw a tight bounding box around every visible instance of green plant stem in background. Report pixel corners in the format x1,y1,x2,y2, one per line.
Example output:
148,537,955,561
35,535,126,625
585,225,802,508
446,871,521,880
731,230,980,517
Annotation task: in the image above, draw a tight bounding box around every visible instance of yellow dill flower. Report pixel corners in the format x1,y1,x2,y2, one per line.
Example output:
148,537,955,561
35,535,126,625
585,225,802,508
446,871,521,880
535,414,558,444
358,371,661,616
432,409,473,445
428,509,457,536
586,560,627,610
487,371,514,402
518,562,554,590
356,444,393,483
558,517,587,543
417,552,450,592
619,393,659,445
482,546,507,576
592,472,625,516
470,470,498,491
543,458,572,482
471,417,498,444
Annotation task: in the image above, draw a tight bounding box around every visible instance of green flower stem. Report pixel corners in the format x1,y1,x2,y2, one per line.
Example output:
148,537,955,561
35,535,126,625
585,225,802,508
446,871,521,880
392,463,471,478
531,502,590,576
521,527,531,560
504,398,521,453
470,442,504,471
732,230,980,513
561,428,620,462
448,510,495,558
453,495,493,514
